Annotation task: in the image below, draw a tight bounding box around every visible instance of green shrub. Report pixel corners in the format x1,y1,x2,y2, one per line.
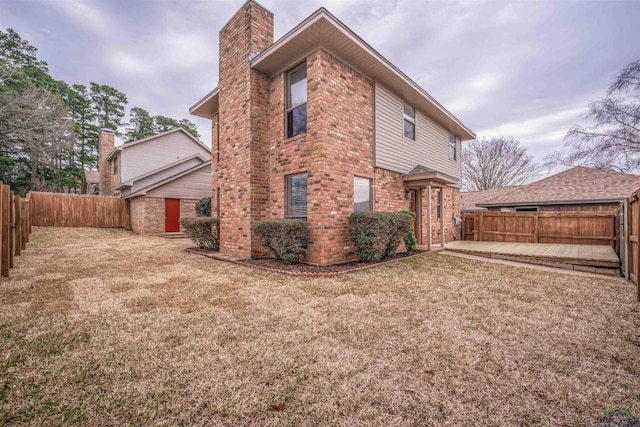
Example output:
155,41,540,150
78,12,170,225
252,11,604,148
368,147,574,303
179,217,219,250
195,197,211,217
252,219,308,263
400,210,417,252
349,212,414,262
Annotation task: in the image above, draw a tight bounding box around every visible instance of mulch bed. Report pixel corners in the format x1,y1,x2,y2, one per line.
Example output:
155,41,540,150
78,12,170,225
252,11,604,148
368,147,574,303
185,248,427,277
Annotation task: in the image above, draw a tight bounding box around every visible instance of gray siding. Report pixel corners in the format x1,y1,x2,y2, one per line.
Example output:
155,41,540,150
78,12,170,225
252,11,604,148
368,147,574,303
131,157,204,193
120,131,211,183
375,83,461,182
147,166,212,199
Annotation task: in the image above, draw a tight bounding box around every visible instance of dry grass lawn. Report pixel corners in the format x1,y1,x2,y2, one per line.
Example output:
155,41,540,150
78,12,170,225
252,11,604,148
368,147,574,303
1,227,639,426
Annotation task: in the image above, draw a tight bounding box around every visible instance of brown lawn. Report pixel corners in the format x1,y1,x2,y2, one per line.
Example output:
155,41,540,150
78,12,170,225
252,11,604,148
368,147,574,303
1,227,639,426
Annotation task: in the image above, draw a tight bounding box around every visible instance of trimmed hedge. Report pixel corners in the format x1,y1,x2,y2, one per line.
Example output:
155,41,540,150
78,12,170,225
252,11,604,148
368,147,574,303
349,212,414,262
179,217,219,250
195,197,212,217
252,219,308,263
400,210,417,252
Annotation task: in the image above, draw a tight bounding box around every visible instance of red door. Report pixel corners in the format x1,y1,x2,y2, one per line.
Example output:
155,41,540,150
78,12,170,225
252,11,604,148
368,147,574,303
165,199,180,232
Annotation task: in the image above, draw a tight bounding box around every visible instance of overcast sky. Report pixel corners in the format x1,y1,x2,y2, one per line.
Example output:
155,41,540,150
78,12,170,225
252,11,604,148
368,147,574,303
2,0,639,172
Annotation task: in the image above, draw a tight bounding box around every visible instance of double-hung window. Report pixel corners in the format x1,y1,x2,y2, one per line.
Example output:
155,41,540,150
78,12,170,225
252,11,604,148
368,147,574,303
403,103,415,140
113,157,118,173
286,172,308,247
354,176,371,212
286,63,307,138
449,134,457,160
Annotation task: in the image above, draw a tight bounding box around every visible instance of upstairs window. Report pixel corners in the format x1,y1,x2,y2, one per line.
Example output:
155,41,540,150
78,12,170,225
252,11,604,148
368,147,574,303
403,103,415,140
449,134,457,160
113,157,118,173
354,176,371,212
286,63,307,138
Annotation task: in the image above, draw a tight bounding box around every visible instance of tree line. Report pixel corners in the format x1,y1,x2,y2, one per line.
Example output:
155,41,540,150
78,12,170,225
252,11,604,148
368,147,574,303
0,28,200,196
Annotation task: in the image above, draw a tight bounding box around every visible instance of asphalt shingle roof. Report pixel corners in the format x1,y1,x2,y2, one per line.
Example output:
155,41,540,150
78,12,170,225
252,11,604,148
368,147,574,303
467,167,640,209
461,186,525,212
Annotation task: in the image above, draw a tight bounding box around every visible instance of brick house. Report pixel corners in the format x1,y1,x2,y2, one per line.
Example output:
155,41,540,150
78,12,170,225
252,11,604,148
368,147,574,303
98,128,212,236
190,1,475,265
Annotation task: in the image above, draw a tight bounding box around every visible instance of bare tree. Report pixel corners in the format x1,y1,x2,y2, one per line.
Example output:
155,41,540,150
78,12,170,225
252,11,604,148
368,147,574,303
0,65,74,193
462,137,540,191
548,60,640,172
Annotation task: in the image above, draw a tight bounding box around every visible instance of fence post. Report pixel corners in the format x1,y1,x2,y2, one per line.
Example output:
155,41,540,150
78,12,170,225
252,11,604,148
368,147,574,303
637,197,640,302
1,185,9,277
478,212,484,241
20,203,27,251
9,192,15,268
14,196,21,256
0,183,2,279
623,198,629,280
27,197,32,235
533,213,539,243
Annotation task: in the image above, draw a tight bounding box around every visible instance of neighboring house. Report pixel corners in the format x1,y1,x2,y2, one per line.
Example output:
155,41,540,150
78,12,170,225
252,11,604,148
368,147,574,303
474,167,640,212
461,186,525,213
189,1,475,265
97,128,212,236
81,170,99,195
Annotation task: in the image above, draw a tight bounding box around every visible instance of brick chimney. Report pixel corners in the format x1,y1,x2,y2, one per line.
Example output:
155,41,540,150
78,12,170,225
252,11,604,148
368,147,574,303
98,129,115,196
217,0,274,258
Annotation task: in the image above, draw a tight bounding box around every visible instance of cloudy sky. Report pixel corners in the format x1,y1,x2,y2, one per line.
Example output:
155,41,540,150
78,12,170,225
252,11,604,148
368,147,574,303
2,0,639,171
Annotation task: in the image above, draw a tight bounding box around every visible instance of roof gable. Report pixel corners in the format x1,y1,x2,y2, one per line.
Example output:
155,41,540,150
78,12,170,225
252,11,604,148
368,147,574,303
127,162,212,198
107,128,210,160
251,8,474,140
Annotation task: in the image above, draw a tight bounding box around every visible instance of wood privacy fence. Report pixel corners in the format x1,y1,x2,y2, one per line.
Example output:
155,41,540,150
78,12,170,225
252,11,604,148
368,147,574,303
462,211,618,253
0,182,32,278
627,191,640,301
29,192,129,228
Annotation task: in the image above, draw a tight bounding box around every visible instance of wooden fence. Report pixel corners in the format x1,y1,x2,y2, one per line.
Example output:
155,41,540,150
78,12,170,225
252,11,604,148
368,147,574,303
29,192,129,228
627,191,640,301
0,182,32,278
462,211,618,253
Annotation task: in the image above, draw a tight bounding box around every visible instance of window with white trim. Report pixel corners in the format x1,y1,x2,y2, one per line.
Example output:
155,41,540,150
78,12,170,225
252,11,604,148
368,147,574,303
286,63,307,138
403,103,415,140
354,176,371,212
449,134,457,160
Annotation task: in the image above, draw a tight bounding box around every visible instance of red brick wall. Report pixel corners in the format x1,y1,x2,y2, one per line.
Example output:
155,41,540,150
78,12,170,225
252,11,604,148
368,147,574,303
374,168,408,212
210,114,219,219
128,196,165,236
217,1,273,258
130,197,144,235
180,199,198,222
266,49,374,265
